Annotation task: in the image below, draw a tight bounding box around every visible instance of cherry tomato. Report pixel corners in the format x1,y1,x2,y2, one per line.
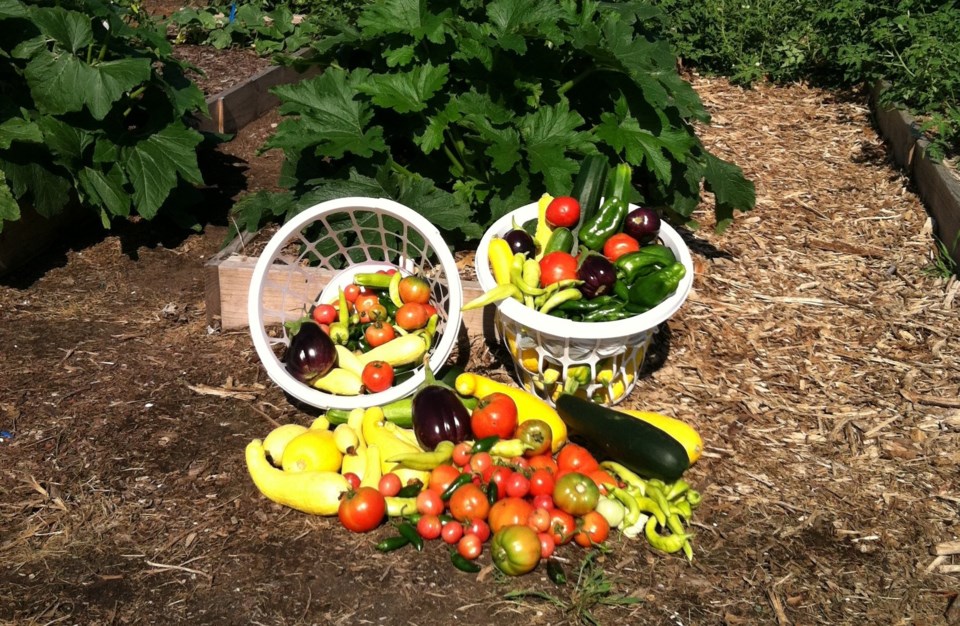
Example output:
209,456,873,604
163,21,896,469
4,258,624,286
452,442,473,467
421,303,437,318
343,472,361,490
528,453,558,474
553,472,600,517
416,488,444,516
398,275,432,304
395,302,429,331
338,487,386,533
504,472,530,499
516,419,553,457
509,456,530,471
417,514,443,540
354,293,381,316
556,443,599,474
428,464,462,495
529,468,556,498
378,473,402,497
466,518,491,543
448,483,490,522
527,506,551,533
470,392,518,440
548,509,576,545
487,466,513,501
364,321,396,348
488,497,534,533
491,524,541,576
458,533,483,560
343,284,361,303
545,195,581,229
311,303,337,325
602,232,641,262
532,493,555,511
468,451,493,475
359,303,388,324
441,520,464,544
539,251,579,287
538,531,556,559
361,360,394,393
574,510,610,548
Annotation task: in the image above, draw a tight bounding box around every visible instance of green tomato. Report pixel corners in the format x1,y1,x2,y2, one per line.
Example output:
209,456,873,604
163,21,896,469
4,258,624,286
552,472,600,516
490,524,541,576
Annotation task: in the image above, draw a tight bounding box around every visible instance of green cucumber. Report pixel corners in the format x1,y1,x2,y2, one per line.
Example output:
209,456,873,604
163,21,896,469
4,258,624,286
555,394,690,481
571,154,609,227
543,227,574,255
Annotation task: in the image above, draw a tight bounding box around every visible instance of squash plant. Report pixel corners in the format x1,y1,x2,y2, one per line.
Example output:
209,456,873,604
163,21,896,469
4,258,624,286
234,0,755,244
0,0,207,234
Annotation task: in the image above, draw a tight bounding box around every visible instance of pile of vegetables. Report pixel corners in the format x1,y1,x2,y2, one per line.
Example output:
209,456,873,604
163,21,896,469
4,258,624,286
284,267,441,395
245,368,704,576
466,158,686,322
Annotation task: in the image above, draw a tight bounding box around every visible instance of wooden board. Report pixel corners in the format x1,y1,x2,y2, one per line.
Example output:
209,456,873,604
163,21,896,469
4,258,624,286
203,250,490,340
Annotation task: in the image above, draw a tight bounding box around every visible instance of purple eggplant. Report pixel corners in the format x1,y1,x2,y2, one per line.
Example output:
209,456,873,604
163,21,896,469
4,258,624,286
285,321,337,383
412,363,471,450
577,254,617,299
503,228,536,256
623,207,661,244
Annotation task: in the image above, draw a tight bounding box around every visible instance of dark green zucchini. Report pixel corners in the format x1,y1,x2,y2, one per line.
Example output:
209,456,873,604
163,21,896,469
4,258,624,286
555,394,690,481
543,227,574,255
571,154,609,227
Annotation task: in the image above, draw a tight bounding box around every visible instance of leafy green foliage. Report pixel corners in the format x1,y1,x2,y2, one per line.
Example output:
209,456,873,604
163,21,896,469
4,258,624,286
237,0,755,242
0,0,207,233
650,0,960,160
169,4,323,55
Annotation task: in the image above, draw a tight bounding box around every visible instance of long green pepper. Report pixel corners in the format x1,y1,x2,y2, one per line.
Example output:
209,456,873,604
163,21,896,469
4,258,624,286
627,262,686,309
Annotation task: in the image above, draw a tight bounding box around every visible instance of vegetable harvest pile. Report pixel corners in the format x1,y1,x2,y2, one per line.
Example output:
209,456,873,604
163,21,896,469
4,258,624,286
467,157,687,322
245,366,705,576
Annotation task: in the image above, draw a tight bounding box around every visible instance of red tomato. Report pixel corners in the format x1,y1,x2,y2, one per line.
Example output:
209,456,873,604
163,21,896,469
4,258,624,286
422,303,437,318
488,497,534,533
545,196,581,229
532,493,554,511
364,322,396,348
509,456,530,471
361,360,394,393
458,533,483,560
538,531,556,559
468,451,493,475
553,472,600,516
377,473,402,497
470,392,518,440
338,487,386,533
311,303,337,325
343,284,361,303
586,467,619,493
416,488,444,516
487,466,513,500
428,464,462,495
504,472,530,499
529,468,556,498
574,510,610,547
395,302,429,330
602,232,641,262
448,484,490,522
527,506,551,533
359,303,388,324
354,293,381,316
548,509,576,545
343,472,361,490
528,454,558,475
452,442,473,467
539,251,578,287
556,443,599,474
441,520,464,544
466,518,491,543
398,276,431,304
417,514,443,540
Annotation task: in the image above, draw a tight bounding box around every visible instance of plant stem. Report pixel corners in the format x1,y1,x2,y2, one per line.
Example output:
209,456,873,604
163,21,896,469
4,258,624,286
557,67,597,97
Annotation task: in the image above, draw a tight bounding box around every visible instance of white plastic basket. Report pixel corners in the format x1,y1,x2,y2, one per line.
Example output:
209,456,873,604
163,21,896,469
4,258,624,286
248,197,463,410
475,200,693,406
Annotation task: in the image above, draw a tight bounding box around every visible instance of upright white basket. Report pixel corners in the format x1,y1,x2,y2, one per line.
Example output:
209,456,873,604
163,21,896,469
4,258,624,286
247,197,463,410
475,201,693,406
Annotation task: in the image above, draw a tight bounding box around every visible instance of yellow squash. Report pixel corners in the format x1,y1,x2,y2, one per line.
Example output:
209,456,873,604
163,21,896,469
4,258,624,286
622,409,703,465
245,439,349,516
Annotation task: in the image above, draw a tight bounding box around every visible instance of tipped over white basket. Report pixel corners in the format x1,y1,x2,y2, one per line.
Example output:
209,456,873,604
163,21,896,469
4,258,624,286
475,200,693,406
247,197,463,410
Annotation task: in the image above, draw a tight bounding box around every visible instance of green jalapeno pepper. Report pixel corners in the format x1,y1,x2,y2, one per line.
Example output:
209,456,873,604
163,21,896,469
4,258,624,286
614,245,677,283
627,262,686,309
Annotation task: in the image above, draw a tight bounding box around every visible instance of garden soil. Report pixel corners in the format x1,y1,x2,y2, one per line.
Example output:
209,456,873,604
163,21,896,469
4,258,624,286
2,29,959,626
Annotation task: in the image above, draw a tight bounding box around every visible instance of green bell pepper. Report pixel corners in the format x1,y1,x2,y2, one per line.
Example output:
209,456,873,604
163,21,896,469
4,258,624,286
614,245,677,283
627,262,686,310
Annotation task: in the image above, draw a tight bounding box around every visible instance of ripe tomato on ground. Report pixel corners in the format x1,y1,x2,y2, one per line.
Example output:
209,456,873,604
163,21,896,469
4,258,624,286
539,251,578,287
338,487,386,533
487,466,513,500
602,232,641,262
361,361,394,393
398,276,431,304
574,510,610,547
528,453,558,474
491,524,542,576
466,518,491,543
505,471,530,498
448,483,490,522
428,464,462,495
538,531,556,559
556,443,599,474
545,196,581,229
458,533,483,560
441,520,464,544
553,472,600,516
516,419,553,456
416,488,444,516
470,392,518,440
417,514,443,540
548,509,576,545
377,473,402,497
527,507,551,533
452,442,473,467
488,497,534,533
529,468,556,498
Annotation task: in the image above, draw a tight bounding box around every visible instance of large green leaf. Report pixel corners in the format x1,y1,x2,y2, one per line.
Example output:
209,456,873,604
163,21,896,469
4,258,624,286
357,63,449,114
120,123,203,219
32,6,92,53
0,0,27,21
0,158,71,217
0,118,43,149
0,169,20,231
358,0,449,43
78,165,130,218
519,102,588,192
37,116,93,163
703,152,755,232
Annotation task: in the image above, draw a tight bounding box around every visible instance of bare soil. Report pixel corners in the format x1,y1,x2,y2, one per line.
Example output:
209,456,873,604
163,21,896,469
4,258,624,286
2,15,959,626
